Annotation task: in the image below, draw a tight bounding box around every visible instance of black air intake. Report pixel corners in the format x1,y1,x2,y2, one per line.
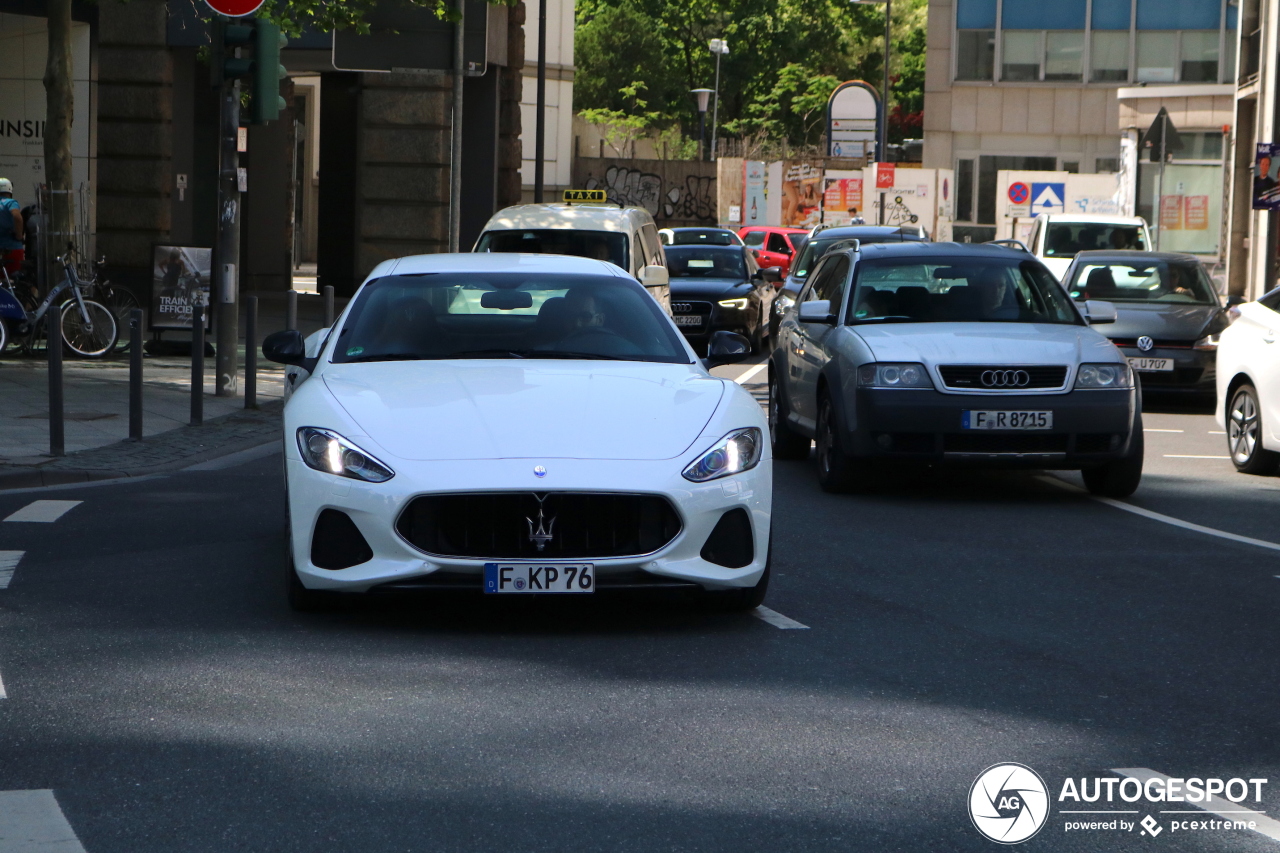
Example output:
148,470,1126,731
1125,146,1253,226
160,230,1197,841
700,508,754,569
311,509,374,570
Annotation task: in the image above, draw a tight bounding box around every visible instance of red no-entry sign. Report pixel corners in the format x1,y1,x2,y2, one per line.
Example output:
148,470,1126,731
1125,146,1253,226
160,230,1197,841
205,0,264,17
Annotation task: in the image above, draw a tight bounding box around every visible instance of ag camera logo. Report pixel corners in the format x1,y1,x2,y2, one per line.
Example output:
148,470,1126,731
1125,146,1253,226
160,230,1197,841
969,763,1049,844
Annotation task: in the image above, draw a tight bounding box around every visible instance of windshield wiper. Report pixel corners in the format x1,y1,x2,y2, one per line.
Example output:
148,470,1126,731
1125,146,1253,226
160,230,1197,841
851,316,920,324
530,350,630,361
439,349,527,359
344,352,428,363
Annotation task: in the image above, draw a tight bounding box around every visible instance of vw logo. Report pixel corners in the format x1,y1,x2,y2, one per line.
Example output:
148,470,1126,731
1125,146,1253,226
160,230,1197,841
980,369,1031,388
1136,335,1154,352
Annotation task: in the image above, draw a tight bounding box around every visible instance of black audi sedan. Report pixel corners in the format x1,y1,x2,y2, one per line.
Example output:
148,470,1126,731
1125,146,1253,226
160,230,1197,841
1060,251,1229,396
666,244,776,354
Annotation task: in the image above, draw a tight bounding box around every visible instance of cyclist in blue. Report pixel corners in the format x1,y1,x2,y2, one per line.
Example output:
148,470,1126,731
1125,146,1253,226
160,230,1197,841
0,178,25,278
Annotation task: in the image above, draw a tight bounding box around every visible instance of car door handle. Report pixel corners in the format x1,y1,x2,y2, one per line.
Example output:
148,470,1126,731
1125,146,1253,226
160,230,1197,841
1265,331,1276,344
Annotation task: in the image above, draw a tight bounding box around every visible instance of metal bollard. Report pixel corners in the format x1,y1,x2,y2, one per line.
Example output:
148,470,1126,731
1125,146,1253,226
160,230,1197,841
129,308,143,440
191,303,204,426
245,296,257,410
286,290,298,331
323,285,334,327
47,309,64,457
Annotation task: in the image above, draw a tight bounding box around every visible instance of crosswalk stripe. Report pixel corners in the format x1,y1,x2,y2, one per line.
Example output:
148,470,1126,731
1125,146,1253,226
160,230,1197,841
0,551,22,590
3,501,82,523
0,790,87,852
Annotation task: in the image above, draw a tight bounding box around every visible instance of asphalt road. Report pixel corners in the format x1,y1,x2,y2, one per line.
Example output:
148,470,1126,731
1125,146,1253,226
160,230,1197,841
1,373,1279,852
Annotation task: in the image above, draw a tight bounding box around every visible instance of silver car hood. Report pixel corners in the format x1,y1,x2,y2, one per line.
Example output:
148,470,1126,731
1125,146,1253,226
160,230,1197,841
850,322,1121,366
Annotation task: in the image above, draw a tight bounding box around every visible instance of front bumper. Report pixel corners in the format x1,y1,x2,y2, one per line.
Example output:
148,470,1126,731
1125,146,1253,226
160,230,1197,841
286,456,772,594
1117,346,1215,392
842,387,1137,467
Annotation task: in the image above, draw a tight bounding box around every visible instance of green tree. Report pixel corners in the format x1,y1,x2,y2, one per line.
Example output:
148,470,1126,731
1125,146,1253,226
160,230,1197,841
725,64,840,148
575,4,681,116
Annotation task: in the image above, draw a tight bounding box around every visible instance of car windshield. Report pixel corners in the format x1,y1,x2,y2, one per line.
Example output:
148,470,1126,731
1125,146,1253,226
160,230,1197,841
333,272,690,364
1067,261,1217,305
1044,223,1146,257
665,247,747,279
475,230,629,270
670,230,737,245
847,258,1081,325
791,232,921,280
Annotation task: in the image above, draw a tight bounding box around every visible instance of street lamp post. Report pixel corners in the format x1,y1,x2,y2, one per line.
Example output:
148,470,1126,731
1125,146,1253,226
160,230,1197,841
708,38,729,161
691,88,713,161
854,0,892,162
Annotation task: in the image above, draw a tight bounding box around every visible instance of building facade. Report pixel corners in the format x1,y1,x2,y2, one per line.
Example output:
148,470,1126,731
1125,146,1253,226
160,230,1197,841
519,0,575,200
924,0,1237,259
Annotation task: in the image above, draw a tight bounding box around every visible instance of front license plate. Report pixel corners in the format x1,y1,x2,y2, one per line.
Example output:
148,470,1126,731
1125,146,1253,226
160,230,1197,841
673,315,703,327
962,410,1053,430
1127,357,1174,372
484,563,595,594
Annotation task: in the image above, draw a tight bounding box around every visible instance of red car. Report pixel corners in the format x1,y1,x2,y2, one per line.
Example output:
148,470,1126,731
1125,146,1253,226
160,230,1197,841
737,226,808,277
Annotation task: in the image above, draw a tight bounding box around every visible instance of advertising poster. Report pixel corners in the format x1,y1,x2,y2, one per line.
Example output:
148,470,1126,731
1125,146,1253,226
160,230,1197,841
1155,166,1221,254
1159,195,1184,231
1184,195,1209,230
743,160,766,226
151,245,212,330
821,173,864,226
1253,143,1280,211
780,161,823,229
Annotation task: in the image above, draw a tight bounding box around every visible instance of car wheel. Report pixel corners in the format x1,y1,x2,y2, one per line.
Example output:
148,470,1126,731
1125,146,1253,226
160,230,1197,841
815,393,865,493
704,536,771,612
1227,384,1280,475
769,371,811,460
285,500,344,613
1081,415,1144,498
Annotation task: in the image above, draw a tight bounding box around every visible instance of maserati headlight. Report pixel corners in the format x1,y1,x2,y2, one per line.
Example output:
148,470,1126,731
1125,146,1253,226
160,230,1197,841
774,294,796,315
1194,334,1219,351
718,297,749,310
297,427,395,482
856,362,934,388
682,428,763,482
1074,363,1133,389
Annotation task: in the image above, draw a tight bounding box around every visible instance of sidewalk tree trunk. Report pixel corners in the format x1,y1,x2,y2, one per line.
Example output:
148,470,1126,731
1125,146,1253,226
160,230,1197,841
43,0,75,263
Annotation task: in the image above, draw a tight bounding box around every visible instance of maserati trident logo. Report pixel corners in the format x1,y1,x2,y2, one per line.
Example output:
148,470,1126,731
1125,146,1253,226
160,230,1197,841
1137,335,1155,352
526,494,556,552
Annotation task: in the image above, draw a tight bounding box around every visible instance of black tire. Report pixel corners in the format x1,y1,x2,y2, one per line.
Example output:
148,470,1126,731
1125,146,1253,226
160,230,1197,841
705,537,771,612
0,318,8,355
285,501,344,613
60,299,118,358
1082,415,1144,497
102,286,141,353
768,370,811,460
1226,384,1280,475
815,393,866,493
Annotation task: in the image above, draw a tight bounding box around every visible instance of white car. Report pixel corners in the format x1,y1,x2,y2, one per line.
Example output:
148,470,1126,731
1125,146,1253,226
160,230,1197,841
1215,287,1280,474
770,241,1144,497
263,253,770,612
1025,214,1152,281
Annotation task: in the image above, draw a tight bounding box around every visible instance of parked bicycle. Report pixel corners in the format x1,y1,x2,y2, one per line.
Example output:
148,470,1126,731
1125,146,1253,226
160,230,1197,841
0,255,118,358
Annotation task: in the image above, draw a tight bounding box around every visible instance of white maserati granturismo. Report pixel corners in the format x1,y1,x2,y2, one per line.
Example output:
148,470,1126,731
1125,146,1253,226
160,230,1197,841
263,253,771,612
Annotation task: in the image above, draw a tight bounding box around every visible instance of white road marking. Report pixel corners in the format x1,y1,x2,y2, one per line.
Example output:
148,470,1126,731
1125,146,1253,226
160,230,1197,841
0,790,87,852
1144,428,1184,433
752,606,809,629
0,669,6,699
734,362,768,385
3,501,82,523
1113,768,1280,842
1040,476,1280,554
1210,430,1226,435
1164,454,1231,459
0,551,22,590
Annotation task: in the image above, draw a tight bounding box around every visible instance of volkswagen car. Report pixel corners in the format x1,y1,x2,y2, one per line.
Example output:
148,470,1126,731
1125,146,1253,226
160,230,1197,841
263,253,770,612
770,242,1143,497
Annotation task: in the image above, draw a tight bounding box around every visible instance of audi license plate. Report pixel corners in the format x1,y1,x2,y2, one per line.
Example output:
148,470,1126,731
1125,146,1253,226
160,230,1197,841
962,411,1053,430
673,315,703,327
1127,357,1174,372
484,563,595,594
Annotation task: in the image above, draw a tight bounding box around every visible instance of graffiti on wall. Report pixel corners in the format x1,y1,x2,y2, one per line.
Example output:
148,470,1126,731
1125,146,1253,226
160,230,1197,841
575,160,717,226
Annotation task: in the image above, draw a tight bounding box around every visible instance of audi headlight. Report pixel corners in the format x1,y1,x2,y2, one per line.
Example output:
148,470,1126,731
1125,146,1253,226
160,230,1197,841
857,362,934,388
1194,334,1220,351
682,428,762,482
718,297,749,310
297,427,395,482
1074,363,1133,389
775,294,796,314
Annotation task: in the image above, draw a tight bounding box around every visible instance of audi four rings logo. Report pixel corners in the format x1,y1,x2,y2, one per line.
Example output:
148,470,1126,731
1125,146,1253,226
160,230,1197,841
981,369,1031,388
672,303,693,313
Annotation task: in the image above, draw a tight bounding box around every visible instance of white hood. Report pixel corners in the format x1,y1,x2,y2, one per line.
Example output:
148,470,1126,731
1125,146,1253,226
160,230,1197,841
853,322,1120,367
322,362,724,461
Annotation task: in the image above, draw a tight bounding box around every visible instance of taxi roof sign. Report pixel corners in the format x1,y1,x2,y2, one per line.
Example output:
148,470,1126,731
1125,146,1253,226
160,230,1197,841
564,189,607,203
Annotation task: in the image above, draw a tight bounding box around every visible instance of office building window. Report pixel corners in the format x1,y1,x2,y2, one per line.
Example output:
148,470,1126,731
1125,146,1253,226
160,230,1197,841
1044,31,1085,80
956,30,996,80
1136,32,1178,82
1180,31,1220,81
1001,0,1085,30
1002,31,1041,80
1091,31,1130,81
1096,158,1121,173
957,159,975,222
1091,0,1131,30
1062,161,1080,173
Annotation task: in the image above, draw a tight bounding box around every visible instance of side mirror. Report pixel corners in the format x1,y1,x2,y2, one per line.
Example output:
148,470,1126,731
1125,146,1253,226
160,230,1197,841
1226,294,1246,307
704,330,752,368
760,266,782,283
262,329,310,366
798,299,835,324
752,249,760,259
639,264,669,287
1082,299,1117,325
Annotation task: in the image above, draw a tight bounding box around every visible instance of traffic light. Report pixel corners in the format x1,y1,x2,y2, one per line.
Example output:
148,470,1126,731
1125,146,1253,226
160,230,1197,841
250,19,288,125
210,18,253,88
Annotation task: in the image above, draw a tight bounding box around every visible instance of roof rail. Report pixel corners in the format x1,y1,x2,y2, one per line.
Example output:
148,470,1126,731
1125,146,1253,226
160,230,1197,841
985,239,1030,253
821,238,862,255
